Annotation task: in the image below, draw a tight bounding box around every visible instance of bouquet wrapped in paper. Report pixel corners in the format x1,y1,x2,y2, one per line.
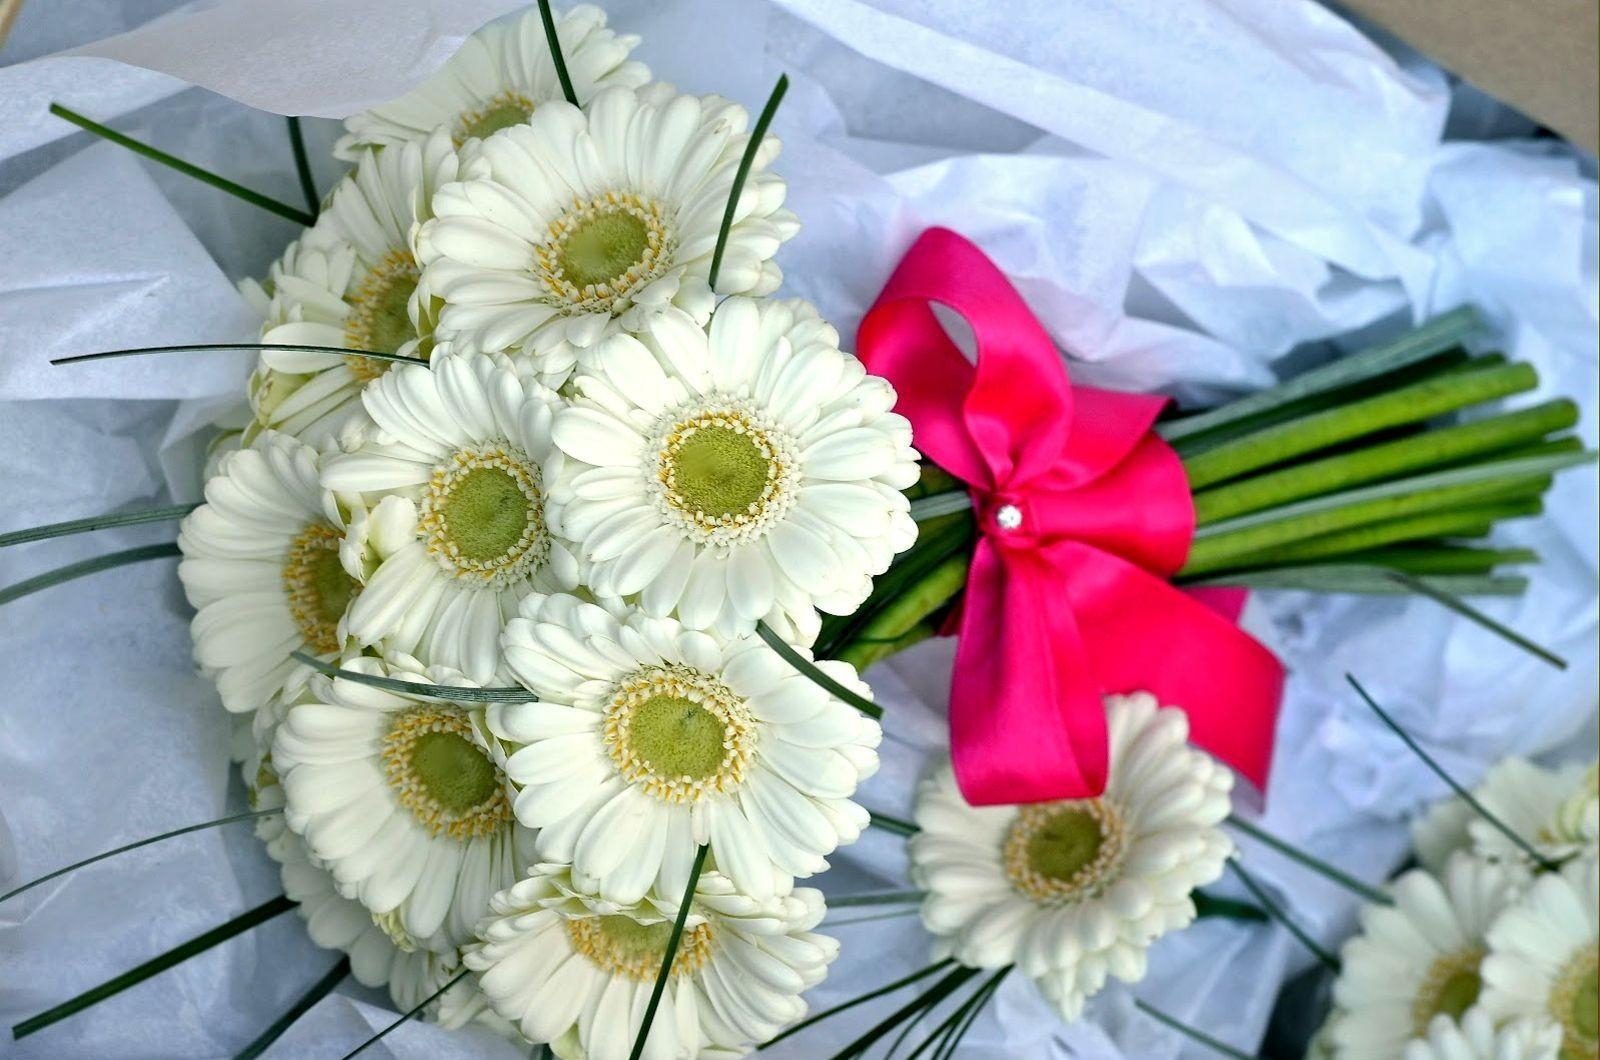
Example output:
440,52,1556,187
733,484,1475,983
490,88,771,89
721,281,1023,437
1,3,1593,1058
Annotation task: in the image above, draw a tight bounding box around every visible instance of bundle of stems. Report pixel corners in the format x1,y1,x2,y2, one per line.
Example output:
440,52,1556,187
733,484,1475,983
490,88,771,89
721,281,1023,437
823,306,1592,670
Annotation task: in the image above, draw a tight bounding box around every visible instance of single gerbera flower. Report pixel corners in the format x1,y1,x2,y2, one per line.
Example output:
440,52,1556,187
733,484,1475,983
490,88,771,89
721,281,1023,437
1480,858,1599,1060
466,863,837,1058
177,430,357,714
321,349,576,684
242,129,458,447
1403,1007,1563,1060
416,86,799,371
548,299,918,640
1333,854,1527,1058
907,692,1233,1022
491,592,880,904
1412,759,1598,875
272,654,533,951
334,5,649,159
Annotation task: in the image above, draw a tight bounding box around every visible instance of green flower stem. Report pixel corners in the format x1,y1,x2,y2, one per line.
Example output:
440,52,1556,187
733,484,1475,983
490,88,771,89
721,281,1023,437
0,502,198,549
1182,361,1537,490
816,511,971,658
234,957,348,1060
1318,545,1539,577
285,116,318,217
13,895,296,1040
758,959,955,1050
1158,306,1483,444
1207,499,1540,572
628,844,709,1060
49,104,315,226
835,553,967,670
0,542,181,607
1181,473,1552,577
1191,399,1577,524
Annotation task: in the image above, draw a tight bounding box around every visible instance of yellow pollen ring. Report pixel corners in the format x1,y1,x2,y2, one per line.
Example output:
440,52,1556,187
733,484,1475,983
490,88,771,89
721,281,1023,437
380,707,511,840
1003,799,1129,906
283,522,357,655
602,665,756,805
533,190,674,314
566,916,716,981
417,444,549,585
343,248,422,380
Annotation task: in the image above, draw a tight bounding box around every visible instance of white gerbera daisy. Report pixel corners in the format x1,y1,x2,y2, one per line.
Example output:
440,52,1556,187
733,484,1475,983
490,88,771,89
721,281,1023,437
334,5,649,158
907,692,1233,1023
466,863,837,1059
491,592,881,904
1413,759,1598,875
549,300,919,640
177,430,355,713
321,350,577,684
244,130,458,447
417,85,799,367
1481,858,1599,1060
1403,1007,1563,1060
272,655,531,951
1333,854,1527,1058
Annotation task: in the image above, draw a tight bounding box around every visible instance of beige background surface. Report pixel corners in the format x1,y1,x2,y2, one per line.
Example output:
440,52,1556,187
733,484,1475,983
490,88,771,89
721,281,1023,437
1343,0,1599,153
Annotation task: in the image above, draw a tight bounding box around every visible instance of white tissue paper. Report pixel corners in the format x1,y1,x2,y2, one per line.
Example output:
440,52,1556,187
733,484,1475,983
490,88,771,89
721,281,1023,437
0,0,1594,1057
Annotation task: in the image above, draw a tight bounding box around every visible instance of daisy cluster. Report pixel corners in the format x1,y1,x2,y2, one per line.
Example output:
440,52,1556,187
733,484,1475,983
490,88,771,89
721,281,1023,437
180,6,918,1054
1319,756,1598,1060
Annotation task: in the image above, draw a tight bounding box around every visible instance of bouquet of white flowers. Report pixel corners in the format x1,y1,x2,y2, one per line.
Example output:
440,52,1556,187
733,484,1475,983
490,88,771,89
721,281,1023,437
1,3,1594,1059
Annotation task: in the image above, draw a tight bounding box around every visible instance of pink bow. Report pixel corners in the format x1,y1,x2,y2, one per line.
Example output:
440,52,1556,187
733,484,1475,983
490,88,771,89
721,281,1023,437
858,228,1283,805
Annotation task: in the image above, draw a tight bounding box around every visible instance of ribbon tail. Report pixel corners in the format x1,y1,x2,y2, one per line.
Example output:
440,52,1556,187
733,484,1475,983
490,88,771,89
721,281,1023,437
1054,542,1283,796
949,541,1109,805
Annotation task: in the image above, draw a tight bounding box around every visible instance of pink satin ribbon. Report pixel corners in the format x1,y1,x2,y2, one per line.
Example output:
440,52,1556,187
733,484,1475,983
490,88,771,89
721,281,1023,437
858,228,1284,805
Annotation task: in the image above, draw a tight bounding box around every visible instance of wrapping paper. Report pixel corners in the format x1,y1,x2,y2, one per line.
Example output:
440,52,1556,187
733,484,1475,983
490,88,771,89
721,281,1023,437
0,1,1595,1057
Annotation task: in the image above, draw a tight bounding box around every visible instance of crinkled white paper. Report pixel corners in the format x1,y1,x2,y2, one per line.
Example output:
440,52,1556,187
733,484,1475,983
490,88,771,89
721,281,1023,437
0,1,1594,1057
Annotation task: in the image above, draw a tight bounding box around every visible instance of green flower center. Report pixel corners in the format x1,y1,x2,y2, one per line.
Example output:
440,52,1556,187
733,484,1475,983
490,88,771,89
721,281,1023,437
604,666,755,804
381,709,510,840
1554,945,1598,1058
283,523,359,654
567,916,715,981
344,250,421,380
456,91,535,143
534,192,671,311
556,208,652,290
1003,800,1126,905
667,424,774,519
1412,950,1483,1035
418,446,549,585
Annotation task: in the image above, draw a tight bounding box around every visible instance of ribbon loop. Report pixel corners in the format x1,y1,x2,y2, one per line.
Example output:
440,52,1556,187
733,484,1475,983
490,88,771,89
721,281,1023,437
858,227,1284,806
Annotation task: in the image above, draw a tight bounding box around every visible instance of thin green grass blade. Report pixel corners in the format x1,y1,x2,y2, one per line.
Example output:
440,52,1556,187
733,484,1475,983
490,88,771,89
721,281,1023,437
286,116,319,217
2,808,281,905
0,503,198,549
928,967,1010,1060
822,965,982,1060
290,651,532,703
1226,815,1390,906
51,104,315,226
908,492,973,521
627,844,710,1060
338,970,468,1059
1180,565,1527,596
905,969,1005,1060
1158,306,1483,443
758,959,955,1050
0,542,180,607
1134,998,1257,1059
709,75,788,290
867,810,917,836
1383,572,1566,669
1345,675,1562,868
1226,861,1339,971
822,907,922,929
53,342,428,368
1192,889,1267,922
13,895,296,1040
755,623,882,719
827,889,925,909
233,956,349,1060
537,0,579,105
